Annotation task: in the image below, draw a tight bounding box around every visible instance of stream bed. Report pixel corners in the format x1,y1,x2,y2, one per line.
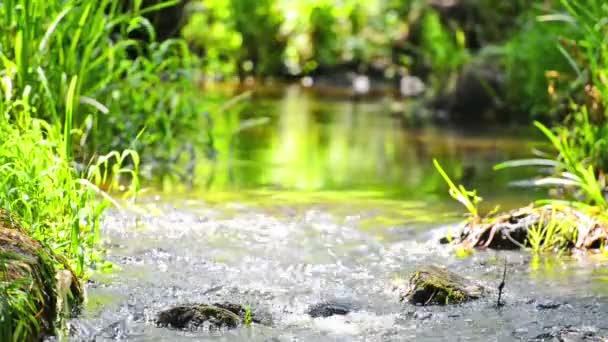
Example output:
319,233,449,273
68,88,608,341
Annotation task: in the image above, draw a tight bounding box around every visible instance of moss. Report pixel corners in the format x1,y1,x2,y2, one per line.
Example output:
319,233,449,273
156,304,242,330
453,205,608,253
402,265,483,305
0,211,83,341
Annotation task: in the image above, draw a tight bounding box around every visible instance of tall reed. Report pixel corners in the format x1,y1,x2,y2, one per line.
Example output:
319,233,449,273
0,0,209,165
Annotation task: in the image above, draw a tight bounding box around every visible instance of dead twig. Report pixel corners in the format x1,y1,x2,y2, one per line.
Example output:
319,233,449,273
496,258,507,308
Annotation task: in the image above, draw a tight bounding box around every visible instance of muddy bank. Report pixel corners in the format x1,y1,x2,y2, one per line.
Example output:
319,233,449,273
443,204,608,252
0,210,83,341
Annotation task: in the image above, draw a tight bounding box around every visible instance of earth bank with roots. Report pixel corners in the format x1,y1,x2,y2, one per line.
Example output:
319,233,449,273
0,210,83,341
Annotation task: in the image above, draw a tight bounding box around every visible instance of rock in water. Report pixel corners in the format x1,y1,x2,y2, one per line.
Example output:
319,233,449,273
307,300,357,318
156,304,241,330
213,302,273,326
401,265,484,305
532,326,606,341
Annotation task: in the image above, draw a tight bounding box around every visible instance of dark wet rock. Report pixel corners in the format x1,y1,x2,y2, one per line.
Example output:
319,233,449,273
213,302,273,326
401,265,484,305
156,304,241,330
307,300,358,318
536,300,562,311
156,302,272,331
531,326,605,342
432,57,504,122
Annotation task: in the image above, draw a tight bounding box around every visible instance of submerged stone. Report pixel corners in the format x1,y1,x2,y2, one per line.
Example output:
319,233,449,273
307,300,357,318
156,302,272,331
532,326,605,342
213,302,273,326
156,304,241,330
401,265,484,305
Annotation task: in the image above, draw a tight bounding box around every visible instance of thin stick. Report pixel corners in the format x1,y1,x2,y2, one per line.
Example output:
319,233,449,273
497,258,507,308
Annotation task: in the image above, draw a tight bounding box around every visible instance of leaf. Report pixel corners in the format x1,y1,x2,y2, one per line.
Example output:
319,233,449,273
494,158,561,170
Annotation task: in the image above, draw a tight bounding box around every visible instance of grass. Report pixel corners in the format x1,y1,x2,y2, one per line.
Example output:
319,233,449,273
0,0,208,339
0,82,138,275
433,159,482,220
0,278,41,342
495,121,607,210
435,0,608,255
526,208,568,254
0,0,212,171
243,305,253,327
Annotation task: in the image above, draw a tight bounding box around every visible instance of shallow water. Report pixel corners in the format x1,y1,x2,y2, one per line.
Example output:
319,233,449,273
69,89,608,341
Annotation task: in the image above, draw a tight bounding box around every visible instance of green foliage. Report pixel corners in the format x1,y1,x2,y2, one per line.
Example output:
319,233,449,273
497,0,608,212
433,159,482,219
243,305,253,327
184,0,285,77
182,1,242,76
0,0,208,166
0,92,138,275
0,0,221,339
526,209,569,254
184,0,469,78
496,121,607,209
419,9,469,77
0,277,40,342
501,11,580,118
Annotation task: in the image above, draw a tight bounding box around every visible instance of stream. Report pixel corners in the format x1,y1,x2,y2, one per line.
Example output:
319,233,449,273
67,87,608,341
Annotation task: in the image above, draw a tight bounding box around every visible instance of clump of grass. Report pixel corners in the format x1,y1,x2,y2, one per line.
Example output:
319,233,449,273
526,208,570,254
0,277,40,342
243,305,253,327
433,159,482,220
0,91,138,275
0,91,137,339
495,121,607,210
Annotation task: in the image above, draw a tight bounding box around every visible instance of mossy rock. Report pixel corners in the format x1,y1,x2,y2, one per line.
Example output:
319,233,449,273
0,210,83,341
401,265,484,305
156,304,242,331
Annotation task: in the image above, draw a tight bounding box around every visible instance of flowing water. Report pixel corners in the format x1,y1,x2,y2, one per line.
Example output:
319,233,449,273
68,86,608,341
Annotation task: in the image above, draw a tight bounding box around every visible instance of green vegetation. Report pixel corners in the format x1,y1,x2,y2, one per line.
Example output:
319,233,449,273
0,219,83,341
433,159,482,220
0,0,216,338
0,0,214,168
182,0,594,121
184,0,476,79
526,209,569,254
243,305,253,327
432,0,608,255
2,0,608,338
402,265,483,305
